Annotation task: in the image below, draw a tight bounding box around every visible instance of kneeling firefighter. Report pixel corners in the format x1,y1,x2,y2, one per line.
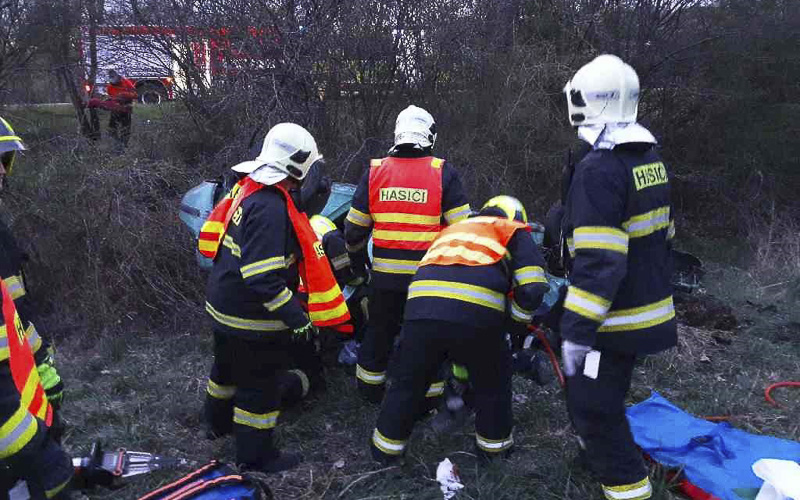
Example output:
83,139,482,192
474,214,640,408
560,55,677,499
199,123,350,473
370,196,549,463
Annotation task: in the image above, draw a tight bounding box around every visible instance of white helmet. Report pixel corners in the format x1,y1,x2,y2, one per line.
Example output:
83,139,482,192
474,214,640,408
232,123,322,183
393,105,437,149
563,54,640,127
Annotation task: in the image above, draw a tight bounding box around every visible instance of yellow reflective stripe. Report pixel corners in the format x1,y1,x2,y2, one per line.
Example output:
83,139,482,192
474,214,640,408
372,429,406,455
288,369,310,397
356,365,386,385
346,207,372,227
443,204,471,225
408,280,505,312
308,284,341,305
426,381,445,398
603,477,652,500
373,230,438,242
475,433,514,452
3,275,25,300
331,253,350,270
567,237,575,258
206,379,236,400
421,245,497,266
622,206,670,238
19,371,39,410
574,226,629,254
46,476,72,499
233,407,279,430
0,405,38,459
240,256,285,279
372,212,441,225
200,220,225,234
373,257,419,275
285,254,297,268
0,136,22,143
564,286,611,323
0,326,8,361
513,266,547,286
667,220,676,240
433,232,507,256
309,301,349,322
370,159,383,168
205,302,289,332
222,235,241,257
24,323,42,354
264,288,293,312
198,239,218,252
599,297,675,332
510,299,533,323
431,158,444,169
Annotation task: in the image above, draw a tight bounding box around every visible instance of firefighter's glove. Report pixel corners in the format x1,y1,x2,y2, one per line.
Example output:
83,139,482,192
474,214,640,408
561,340,592,378
292,322,318,343
38,354,65,409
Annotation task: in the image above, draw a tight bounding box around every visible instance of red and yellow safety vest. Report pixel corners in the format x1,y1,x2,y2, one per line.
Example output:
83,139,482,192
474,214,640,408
1,281,52,428
368,156,444,252
198,177,350,329
419,216,530,268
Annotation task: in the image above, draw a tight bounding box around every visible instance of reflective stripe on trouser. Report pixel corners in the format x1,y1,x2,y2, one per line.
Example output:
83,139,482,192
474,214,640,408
566,349,648,488
233,407,279,429
602,477,653,500
204,361,235,436
207,378,236,400
357,289,406,394
476,432,514,453
356,365,386,386
425,381,444,398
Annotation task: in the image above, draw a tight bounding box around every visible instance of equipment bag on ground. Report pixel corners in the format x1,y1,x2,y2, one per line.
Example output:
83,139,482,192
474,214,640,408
138,461,270,500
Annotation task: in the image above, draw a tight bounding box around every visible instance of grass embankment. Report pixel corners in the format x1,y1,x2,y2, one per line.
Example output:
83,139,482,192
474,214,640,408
1,105,798,499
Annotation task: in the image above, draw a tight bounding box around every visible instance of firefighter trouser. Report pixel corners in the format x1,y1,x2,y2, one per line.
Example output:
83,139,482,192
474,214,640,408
371,320,513,461
108,110,132,146
566,349,652,500
356,288,407,401
204,330,320,466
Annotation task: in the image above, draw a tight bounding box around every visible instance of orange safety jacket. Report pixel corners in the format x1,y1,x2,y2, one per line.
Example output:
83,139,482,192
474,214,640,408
0,281,52,429
419,216,530,268
198,177,351,330
368,157,444,252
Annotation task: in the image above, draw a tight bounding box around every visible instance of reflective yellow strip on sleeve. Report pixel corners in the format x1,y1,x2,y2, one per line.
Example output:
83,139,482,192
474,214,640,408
509,299,533,323
443,204,471,225
373,230,439,243
566,237,575,258
205,302,289,332
602,477,653,500
408,280,506,312
598,296,675,332
0,136,23,144
24,323,42,354
372,212,441,225
3,275,26,300
564,286,611,323
331,253,350,271
574,226,629,254
264,288,293,312
475,433,514,453
372,428,406,455
425,381,445,398
346,207,373,227
513,266,547,286
233,407,279,430
206,379,236,400
240,256,285,279
356,365,386,385
0,405,38,459
0,330,8,361
372,257,419,275
622,206,671,238
222,235,241,257
667,220,676,240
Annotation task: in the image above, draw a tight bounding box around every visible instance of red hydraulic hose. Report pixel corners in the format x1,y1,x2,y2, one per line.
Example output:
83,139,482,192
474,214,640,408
764,381,800,407
528,325,565,388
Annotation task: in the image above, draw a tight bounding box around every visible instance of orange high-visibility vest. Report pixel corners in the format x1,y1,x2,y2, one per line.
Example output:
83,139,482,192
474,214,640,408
419,216,530,267
1,281,52,427
368,156,444,252
198,177,350,330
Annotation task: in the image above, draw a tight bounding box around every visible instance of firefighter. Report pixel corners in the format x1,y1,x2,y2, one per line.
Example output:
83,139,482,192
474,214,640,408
106,69,137,147
370,196,549,463
344,105,471,402
200,123,350,473
559,55,677,500
0,119,72,497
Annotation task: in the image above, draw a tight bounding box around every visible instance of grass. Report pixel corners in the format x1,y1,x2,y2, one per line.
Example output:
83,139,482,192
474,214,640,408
1,105,798,499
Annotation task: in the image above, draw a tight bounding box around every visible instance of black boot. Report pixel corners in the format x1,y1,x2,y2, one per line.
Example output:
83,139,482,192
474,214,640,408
245,452,303,474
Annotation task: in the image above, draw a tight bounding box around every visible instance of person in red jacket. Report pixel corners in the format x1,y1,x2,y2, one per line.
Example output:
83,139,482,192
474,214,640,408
106,70,137,147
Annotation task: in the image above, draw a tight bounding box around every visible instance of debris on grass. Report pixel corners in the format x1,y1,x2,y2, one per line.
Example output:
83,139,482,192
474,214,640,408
436,458,464,499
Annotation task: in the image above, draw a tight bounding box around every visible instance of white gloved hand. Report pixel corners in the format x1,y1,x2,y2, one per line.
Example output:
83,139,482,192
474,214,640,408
561,340,593,377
